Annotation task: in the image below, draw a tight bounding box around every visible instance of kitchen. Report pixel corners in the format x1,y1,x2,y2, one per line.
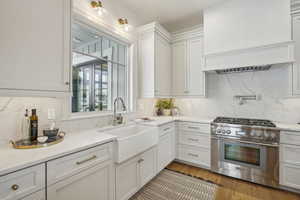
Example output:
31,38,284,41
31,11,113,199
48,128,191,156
0,0,300,200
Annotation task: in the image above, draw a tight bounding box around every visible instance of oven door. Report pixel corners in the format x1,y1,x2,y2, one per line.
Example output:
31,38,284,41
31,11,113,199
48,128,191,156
211,136,279,187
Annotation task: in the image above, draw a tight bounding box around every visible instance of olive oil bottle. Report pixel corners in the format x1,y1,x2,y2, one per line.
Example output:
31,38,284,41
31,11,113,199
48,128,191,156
30,109,38,141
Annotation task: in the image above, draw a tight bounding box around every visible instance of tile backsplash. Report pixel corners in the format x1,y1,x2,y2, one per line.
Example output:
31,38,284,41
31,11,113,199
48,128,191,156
138,65,300,123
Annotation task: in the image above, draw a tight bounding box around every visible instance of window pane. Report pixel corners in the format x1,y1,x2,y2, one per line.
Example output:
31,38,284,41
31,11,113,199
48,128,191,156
72,22,127,114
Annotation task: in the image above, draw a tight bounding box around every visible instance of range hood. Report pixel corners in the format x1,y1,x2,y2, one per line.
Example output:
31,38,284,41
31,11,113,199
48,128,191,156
203,0,294,71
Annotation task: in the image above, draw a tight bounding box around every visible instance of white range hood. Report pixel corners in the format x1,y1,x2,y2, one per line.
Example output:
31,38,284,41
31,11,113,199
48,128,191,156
203,0,294,71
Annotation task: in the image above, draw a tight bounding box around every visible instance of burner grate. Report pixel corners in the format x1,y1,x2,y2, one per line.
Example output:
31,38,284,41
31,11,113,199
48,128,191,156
213,117,276,127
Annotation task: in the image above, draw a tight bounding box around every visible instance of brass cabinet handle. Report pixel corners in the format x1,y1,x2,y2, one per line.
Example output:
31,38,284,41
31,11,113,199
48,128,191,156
76,155,97,165
188,153,199,157
11,184,19,191
163,127,171,132
188,138,199,142
188,126,200,130
65,82,70,85
138,158,144,163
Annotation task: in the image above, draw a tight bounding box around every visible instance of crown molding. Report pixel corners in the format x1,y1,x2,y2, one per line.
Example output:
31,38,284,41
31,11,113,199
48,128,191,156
291,0,300,14
137,22,171,42
171,25,204,43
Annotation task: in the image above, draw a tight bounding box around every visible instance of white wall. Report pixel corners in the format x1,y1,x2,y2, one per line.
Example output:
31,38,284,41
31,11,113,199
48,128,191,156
138,65,300,124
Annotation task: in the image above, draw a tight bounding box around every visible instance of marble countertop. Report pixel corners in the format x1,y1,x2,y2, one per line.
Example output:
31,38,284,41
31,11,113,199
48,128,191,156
137,116,213,126
1,116,300,177
0,128,116,176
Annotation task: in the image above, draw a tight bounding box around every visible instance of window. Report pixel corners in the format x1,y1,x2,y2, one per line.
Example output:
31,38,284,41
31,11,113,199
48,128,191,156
71,22,128,113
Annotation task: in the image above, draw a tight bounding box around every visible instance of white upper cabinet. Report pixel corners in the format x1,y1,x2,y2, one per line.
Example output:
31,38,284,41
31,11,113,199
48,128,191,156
138,22,172,98
0,0,71,95
172,41,188,96
172,27,206,97
203,0,293,70
291,13,300,95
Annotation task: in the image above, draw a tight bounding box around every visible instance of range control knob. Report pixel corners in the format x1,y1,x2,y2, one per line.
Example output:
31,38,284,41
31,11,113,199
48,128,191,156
226,130,231,134
217,129,222,134
221,130,226,134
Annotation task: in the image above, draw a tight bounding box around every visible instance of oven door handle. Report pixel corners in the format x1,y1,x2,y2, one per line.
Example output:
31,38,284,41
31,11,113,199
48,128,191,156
211,136,279,147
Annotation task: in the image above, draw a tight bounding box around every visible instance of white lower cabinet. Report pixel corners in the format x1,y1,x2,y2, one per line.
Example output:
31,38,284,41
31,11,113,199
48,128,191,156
0,164,45,200
47,143,114,200
176,122,211,168
47,160,114,200
280,133,300,190
21,191,45,200
116,146,157,200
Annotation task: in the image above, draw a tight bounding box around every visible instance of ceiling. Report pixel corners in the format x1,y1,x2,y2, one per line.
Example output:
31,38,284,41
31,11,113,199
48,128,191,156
116,0,226,32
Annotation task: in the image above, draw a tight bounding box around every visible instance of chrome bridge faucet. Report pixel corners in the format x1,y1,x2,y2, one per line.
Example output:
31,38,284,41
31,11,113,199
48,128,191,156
113,97,127,126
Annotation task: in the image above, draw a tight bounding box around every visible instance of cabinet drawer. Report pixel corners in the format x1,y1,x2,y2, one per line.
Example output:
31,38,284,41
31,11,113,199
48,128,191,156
280,163,300,189
47,143,112,185
0,164,45,200
159,123,175,137
177,144,210,167
281,131,300,146
280,144,300,165
179,122,210,134
178,132,210,148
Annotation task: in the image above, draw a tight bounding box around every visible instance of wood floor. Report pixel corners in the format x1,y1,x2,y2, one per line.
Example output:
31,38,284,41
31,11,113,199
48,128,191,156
166,162,300,200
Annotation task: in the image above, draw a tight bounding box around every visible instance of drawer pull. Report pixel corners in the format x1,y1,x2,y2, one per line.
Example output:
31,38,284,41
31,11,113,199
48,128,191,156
188,126,200,130
188,138,199,142
188,153,199,157
138,158,144,163
163,127,171,132
76,155,97,165
11,184,19,191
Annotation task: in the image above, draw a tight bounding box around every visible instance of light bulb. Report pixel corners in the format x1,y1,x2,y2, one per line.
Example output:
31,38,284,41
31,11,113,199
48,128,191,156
124,24,129,32
97,7,103,16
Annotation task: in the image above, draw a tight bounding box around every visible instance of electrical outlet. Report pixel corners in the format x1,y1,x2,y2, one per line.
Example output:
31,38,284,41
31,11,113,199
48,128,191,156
48,108,56,120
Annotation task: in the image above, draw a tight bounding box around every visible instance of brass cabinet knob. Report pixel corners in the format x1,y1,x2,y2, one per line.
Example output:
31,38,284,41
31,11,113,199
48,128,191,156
11,184,19,191
65,82,70,85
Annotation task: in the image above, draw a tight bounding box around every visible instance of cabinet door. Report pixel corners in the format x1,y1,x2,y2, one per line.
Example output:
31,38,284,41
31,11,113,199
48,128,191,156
187,38,206,96
139,147,157,187
172,41,188,96
116,157,140,200
157,132,174,172
21,191,45,200
155,34,172,97
292,15,300,95
0,0,71,93
47,161,114,200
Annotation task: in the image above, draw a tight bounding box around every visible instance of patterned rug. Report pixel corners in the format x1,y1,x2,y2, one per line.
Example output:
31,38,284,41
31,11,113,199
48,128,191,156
130,169,218,200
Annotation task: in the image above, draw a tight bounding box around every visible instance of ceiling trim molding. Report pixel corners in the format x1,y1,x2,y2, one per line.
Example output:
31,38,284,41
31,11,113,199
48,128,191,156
291,0,300,14
137,22,171,42
172,25,204,43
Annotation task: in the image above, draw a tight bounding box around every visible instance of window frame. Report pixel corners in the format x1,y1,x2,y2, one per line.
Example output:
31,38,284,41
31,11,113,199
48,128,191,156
64,18,133,120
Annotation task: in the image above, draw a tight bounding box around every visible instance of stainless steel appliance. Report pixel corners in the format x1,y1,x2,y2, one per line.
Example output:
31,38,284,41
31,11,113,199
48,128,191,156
211,117,280,187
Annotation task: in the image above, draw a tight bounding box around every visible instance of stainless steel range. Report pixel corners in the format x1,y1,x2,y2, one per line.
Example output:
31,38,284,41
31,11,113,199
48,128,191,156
211,117,280,188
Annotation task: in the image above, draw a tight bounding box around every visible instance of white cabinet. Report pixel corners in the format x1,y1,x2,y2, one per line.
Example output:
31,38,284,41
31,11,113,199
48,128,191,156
291,14,300,95
116,156,140,200
157,123,176,172
47,144,114,200
21,191,45,200
172,34,206,97
47,160,114,200
0,164,45,200
176,122,211,168
0,0,71,95
116,146,157,200
280,131,300,189
138,22,172,98
172,41,188,96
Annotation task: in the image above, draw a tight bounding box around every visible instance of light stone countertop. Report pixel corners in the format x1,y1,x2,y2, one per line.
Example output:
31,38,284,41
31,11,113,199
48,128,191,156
0,128,116,176
1,116,299,177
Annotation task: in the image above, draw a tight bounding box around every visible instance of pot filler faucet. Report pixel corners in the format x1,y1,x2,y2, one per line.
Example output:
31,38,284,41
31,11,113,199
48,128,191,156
113,97,126,126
